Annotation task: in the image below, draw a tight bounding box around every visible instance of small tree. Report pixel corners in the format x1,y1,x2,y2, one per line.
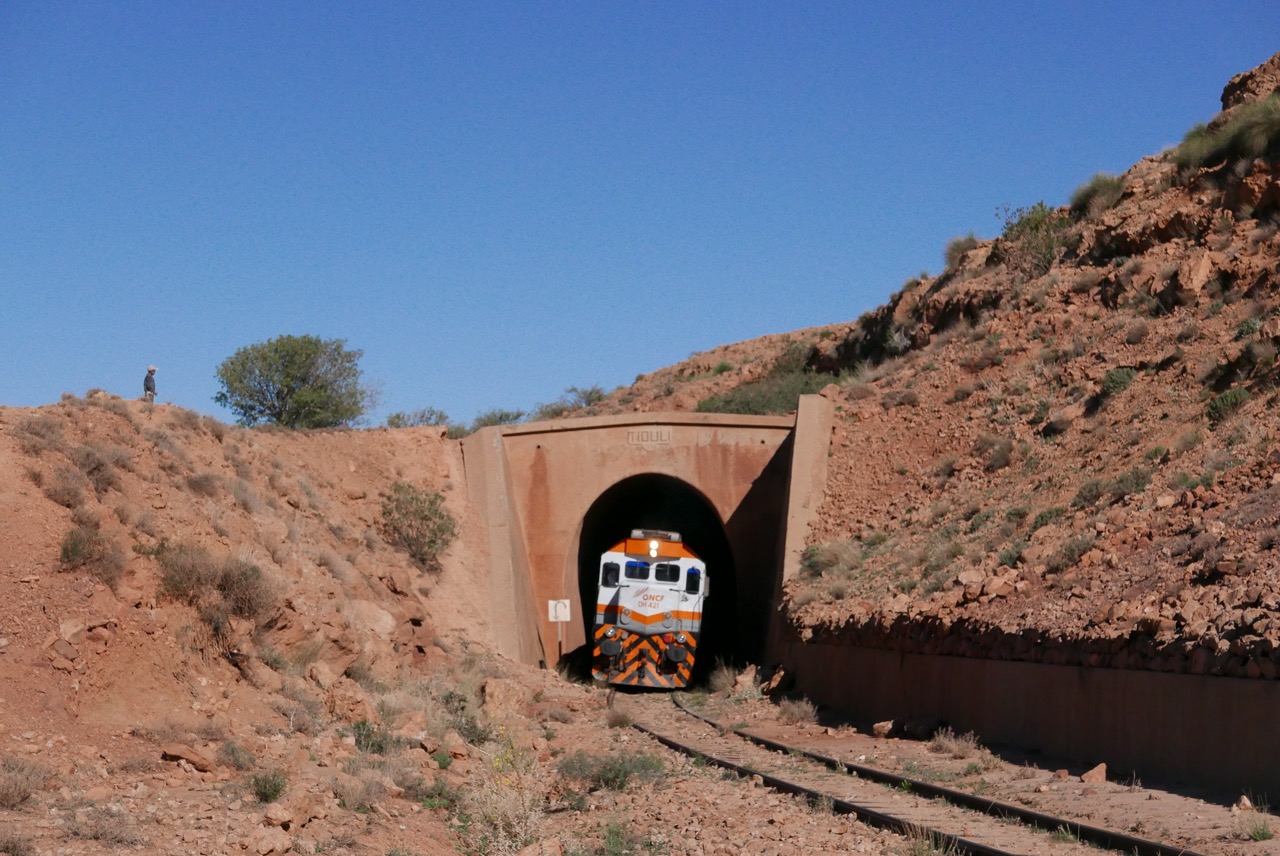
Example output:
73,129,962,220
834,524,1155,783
379,482,457,571
214,335,371,428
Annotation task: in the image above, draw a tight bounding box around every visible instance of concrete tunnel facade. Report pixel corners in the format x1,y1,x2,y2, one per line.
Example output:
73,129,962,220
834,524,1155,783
459,397,834,673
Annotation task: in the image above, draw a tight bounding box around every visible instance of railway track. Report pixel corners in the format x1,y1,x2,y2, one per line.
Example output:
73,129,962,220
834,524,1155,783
625,694,1204,856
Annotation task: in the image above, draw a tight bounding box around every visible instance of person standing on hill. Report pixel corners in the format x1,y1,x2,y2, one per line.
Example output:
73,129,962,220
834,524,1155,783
143,365,157,403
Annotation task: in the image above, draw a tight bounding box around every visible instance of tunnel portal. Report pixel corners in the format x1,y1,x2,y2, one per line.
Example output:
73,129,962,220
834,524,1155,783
575,474,738,683
459,404,834,673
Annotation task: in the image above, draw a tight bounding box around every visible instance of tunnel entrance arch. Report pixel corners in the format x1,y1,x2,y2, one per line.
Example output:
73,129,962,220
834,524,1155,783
459,402,834,671
571,474,737,683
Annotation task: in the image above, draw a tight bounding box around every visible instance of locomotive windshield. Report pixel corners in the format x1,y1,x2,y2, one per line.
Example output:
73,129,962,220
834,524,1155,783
601,562,619,587
624,561,649,580
654,563,680,582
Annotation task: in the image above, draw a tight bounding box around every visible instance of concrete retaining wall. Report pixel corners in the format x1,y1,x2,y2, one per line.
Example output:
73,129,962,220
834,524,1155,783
780,639,1280,796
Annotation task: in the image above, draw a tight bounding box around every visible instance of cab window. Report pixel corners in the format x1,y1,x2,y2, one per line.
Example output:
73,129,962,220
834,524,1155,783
685,567,701,594
654,563,680,583
624,561,649,580
601,562,620,587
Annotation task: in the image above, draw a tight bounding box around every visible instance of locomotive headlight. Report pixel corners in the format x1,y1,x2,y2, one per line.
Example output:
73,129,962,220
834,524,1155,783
649,539,659,557
605,627,616,638
676,634,686,644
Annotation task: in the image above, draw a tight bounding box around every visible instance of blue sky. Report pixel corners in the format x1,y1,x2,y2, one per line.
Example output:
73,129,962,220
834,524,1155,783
2,3,1275,425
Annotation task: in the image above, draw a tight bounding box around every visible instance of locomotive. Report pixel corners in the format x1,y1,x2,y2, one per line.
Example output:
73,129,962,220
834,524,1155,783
591,529,708,689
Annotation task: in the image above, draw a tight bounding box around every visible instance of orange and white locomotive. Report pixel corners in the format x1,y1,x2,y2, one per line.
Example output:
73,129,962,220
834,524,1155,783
592,529,708,689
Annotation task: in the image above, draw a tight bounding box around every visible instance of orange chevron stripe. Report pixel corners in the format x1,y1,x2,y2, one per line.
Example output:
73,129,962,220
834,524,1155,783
592,628,697,689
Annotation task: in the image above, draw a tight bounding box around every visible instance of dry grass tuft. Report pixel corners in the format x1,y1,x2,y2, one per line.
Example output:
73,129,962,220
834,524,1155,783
776,697,818,725
928,726,982,758
0,756,49,809
0,829,35,856
13,415,64,456
709,659,740,694
605,707,634,729
59,526,126,590
186,472,222,497
459,737,545,854
61,798,143,845
44,467,88,509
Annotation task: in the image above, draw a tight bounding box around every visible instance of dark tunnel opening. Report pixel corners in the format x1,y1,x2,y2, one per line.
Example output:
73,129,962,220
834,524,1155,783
564,473,740,685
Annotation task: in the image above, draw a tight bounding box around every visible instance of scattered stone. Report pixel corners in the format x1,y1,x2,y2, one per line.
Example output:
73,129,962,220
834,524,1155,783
1080,763,1107,784
161,743,217,773
262,802,294,828
249,825,293,854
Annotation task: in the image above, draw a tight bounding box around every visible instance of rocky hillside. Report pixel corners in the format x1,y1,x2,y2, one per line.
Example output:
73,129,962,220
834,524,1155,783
590,52,1280,680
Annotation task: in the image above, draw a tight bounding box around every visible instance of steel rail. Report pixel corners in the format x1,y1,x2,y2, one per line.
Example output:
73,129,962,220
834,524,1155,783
632,718,1016,856
667,695,1203,856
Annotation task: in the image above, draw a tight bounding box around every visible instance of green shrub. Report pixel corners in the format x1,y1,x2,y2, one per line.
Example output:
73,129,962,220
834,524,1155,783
697,342,830,415
1236,316,1263,339
566,385,606,407
995,201,1075,280
944,233,979,269
1047,536,1094,573
1030,507,1065,532
531,399,571,421
1071,480,1105,509
470,408,525,430
217,740,255,770
1100,367,1136,396
1207,388,1252,425
696,370,827,415
556,751,664,791
1110,466,1151,499
1173,94,1280,173
352,720,393,755
378,482,458,571
421,777,463,810
576,822,664,856
1069,173,1124,219
385,407,449,428
250,769,287,803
